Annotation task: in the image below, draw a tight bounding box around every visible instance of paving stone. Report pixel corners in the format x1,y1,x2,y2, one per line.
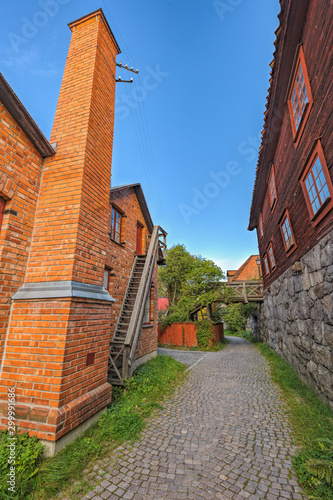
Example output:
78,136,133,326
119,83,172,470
59,339,306,499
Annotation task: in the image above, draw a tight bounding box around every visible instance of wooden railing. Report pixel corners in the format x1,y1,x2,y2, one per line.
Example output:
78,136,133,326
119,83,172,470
121,226,166,381
225,281,263,303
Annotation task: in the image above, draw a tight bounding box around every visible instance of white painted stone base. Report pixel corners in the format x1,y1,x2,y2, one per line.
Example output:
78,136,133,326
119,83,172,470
41,408,106,458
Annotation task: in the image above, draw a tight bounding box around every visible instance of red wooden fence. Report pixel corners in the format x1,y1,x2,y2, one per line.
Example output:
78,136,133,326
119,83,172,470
158,322,198,347
158,322,224,348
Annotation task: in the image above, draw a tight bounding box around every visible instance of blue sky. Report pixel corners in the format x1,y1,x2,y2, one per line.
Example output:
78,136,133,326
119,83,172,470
0,0,280,273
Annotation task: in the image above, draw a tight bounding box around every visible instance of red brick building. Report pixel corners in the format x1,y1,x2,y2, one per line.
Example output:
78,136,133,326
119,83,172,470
106,184,161,374
249,1,333,408
0,9,164,455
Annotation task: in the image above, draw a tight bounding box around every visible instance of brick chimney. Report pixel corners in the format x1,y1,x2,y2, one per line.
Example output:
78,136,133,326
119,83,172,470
0,10,120,456
25,9,121,286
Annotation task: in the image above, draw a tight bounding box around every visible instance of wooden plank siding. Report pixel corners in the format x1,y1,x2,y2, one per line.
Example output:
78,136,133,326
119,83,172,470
257,1,333,289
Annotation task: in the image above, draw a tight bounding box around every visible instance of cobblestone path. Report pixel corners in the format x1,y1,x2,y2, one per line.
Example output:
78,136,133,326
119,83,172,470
82,338,306,500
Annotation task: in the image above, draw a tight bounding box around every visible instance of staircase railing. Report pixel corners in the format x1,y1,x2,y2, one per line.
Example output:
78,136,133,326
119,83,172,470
121,226,165,381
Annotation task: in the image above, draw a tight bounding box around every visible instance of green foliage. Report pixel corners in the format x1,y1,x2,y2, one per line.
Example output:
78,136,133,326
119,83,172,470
257,343,333,499
0,430,44,500
222,303,246,333
195,320,215,349
158,244,224,326
33,355,185,500
98,406,144,442
160,311,188,332
306,458,333,486
211,304,224,323
221,302,258,334
241,302,258,319
158,245,195,308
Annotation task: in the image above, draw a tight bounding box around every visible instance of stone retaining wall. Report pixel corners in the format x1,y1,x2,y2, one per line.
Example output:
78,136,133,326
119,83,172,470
260,230,333,409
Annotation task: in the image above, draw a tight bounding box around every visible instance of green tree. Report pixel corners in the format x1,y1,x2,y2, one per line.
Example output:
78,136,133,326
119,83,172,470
158,245,194,309
158,244,225,321
183,255,224,320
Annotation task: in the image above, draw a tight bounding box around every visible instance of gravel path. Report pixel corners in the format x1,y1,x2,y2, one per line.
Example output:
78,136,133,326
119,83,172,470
80,337,306,499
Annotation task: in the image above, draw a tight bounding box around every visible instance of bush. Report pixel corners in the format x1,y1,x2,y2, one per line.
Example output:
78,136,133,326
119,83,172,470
222,303,246,333
222,303,258,333
160,311,188,331
195,320,215,349
0,430,44,499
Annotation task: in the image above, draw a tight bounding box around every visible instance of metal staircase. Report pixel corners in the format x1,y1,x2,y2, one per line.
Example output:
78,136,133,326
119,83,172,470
108,226,166,385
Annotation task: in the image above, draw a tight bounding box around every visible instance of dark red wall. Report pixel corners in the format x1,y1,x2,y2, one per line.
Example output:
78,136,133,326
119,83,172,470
258,1,333,288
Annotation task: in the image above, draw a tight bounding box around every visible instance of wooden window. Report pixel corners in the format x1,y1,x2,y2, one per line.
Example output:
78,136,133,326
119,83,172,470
103,267,110,291
259,213,264,240
287,46,313,146
143,290,151,324
280,210,296,253
263,254,270,276
268,166,277,209
0,197,6,232
268,243,276,270
111,207,122,243
300,141,333,226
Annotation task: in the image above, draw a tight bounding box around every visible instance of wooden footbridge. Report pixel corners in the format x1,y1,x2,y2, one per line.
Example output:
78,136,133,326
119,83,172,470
225,280,263,303
189,280,263,320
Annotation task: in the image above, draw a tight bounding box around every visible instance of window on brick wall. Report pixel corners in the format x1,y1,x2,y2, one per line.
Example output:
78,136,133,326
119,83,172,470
111,207,122,244
300,141,333,226
263,254,270,276
287,45,313,146
280,210,296,254
103,267,111,291
268,166,277,209
143,288,153,325
0,197,5,232
267,243,276,270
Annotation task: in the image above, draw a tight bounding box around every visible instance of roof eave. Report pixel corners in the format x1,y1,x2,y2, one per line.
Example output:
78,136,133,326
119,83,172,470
248,0,310,231
110,183,154,233
0,74,55,158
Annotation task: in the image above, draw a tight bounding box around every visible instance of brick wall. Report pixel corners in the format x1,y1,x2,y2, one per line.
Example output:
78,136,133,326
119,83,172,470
107,187,158,361
0,103,44,362
0,10,120,445
25,12,119,286
0,298,112,441
0,10,158,448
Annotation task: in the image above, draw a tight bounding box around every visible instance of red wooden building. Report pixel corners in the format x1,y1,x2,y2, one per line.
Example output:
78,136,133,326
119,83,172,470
0,9,165,455
249,0,333,408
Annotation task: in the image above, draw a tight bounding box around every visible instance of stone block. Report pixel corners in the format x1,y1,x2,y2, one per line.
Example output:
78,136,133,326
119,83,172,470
302,267,311,291
312,344,330,369
323,324,333,347
320,240,332,267
313,283,325,300
325,265,333,284
307,360,317,377
309,270,324,288
317,364,333,396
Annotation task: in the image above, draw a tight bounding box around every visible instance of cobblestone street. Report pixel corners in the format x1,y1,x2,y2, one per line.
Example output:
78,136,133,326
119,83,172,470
81,338,306,499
